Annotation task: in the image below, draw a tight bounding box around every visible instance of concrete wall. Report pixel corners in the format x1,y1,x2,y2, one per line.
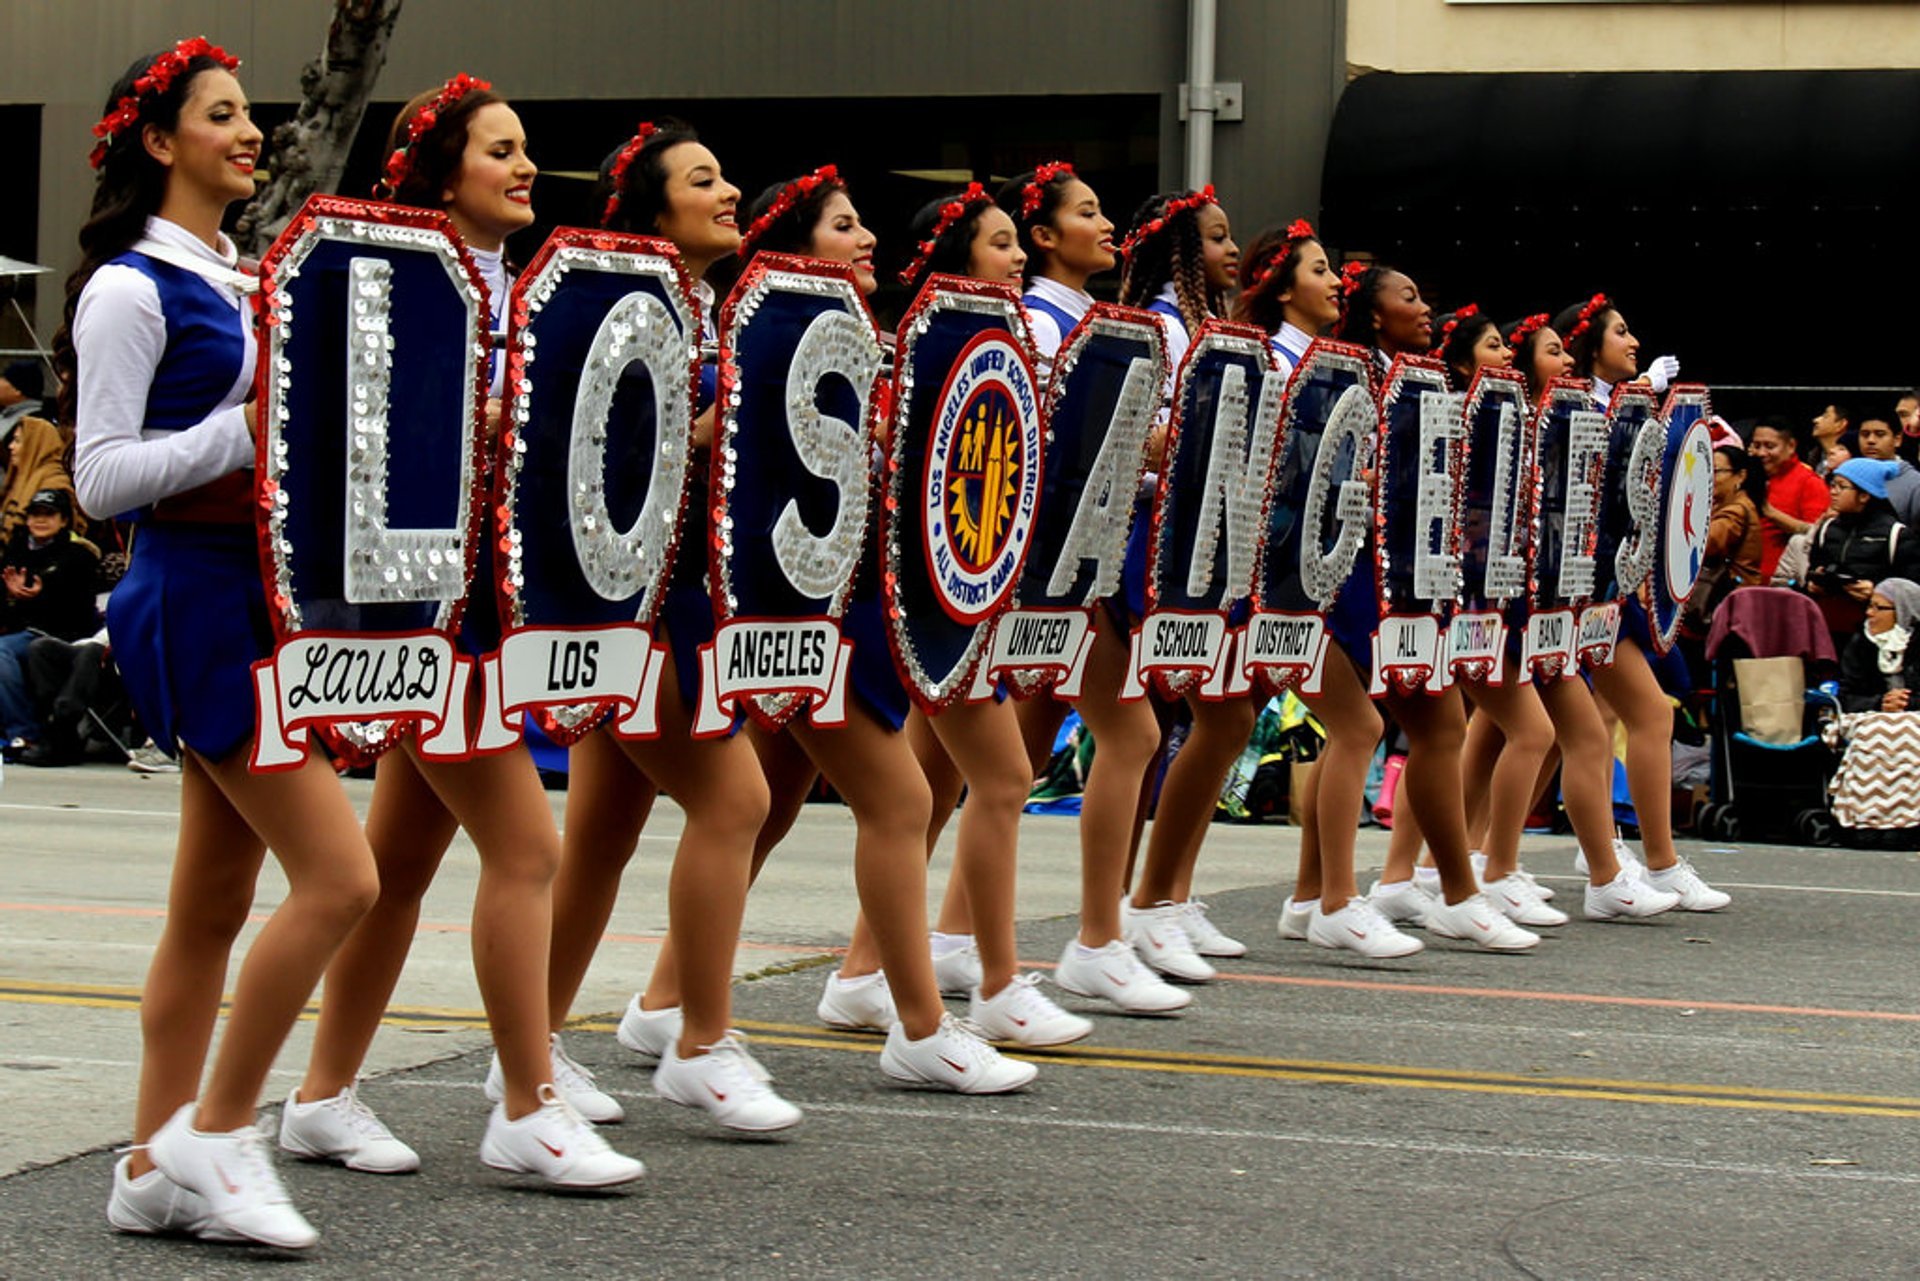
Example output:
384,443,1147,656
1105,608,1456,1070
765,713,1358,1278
1348,0,1920,74
5,1,1344,331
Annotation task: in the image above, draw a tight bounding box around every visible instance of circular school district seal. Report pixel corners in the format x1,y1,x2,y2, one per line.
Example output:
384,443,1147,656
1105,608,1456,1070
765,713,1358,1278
1662,419,1714,603
920,329,1043,624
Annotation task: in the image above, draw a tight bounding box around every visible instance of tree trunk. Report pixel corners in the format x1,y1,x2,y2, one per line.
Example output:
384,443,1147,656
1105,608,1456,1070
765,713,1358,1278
234,0,406,258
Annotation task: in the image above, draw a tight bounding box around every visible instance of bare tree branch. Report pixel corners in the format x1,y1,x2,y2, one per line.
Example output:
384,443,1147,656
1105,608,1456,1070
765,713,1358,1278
235,0,405,257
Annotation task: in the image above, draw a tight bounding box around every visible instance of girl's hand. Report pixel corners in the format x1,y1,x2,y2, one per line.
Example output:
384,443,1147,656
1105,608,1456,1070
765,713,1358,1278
691,405,716,450
243,400,258,440
1845,578,1875,603
484,397,506,440
1883,688,1911,712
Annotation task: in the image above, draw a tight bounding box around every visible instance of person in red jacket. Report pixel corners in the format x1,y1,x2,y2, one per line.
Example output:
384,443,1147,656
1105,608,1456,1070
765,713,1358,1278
1749,421,1831,580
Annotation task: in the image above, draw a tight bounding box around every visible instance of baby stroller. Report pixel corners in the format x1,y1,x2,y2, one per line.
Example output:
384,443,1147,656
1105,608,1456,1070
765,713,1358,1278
1697,588,1843,845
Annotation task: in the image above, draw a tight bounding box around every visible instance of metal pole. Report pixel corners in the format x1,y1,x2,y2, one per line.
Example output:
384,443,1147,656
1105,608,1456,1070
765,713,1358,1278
1185,0,1218,191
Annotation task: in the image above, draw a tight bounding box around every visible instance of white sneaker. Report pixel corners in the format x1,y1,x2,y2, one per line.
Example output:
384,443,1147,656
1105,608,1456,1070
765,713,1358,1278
147,1104,317,1250
1424,893,1542,951
479,1084,645,1188
485,1033,624,1125
1470,851,1554,900
1308,899,1425,958
931,936,983,998
1366,878,1433,925
1482,874,1570,928
1124,901,1217,982
1584,869,1681,920
969,974,1094,1046
107,1154,244,1241
1176,899,1247,958
1647,857,1732,911
1277,897,1314,941
1053,939,1192,1013
653,1035,802,1133
879,1013,1038,1093
1576,837,1646,880
615,996,681,1061
817,971,898,1032
277,1085,420,1173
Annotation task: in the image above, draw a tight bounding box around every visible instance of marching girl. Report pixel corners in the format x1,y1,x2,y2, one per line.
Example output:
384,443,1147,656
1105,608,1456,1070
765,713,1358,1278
284,77,645,1188
1367,307,1565,929
649,166,1037,1091
1283,264,1539,957
817,186,1093,1047
995,164,1189,1014
1551,295,1730,911
532,120,802,1130
65,40,375,1248
1111,188,1254,983
1233,219,1342,381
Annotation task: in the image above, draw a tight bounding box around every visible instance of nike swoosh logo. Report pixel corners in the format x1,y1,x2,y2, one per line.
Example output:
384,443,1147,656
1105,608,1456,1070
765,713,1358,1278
212,1161,240,1195
1145,932,1165,950
1474,920,1492,932
938,1056,967,1073
708,1085,728,1102
538,1138,565,1158
1348,929,1368,939
1010,1016,1028,1027
1102,971,1130,986
1620,898,1635,906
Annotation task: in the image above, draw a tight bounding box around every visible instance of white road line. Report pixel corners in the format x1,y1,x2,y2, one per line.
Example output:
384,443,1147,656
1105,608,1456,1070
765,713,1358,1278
379,1079,1920,1186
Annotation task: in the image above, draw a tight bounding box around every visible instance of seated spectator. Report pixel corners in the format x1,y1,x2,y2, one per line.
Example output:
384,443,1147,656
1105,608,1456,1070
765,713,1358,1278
0,359,45,442
1854,417,1920,523
1749,420,1829,581
1,415,84,544
1686,444,1767,638
1805,459,1914,645
1809,402,1855,478
1839,578,1920,712
1,489,100,757
16,625,113,767
1897,390,1920,444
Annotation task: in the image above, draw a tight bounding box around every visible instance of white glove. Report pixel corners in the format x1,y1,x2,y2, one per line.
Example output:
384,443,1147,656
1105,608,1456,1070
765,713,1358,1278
1645,354,1680,394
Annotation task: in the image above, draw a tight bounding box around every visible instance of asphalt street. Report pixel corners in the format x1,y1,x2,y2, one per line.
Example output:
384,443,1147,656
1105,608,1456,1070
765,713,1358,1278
2,764,1916,1278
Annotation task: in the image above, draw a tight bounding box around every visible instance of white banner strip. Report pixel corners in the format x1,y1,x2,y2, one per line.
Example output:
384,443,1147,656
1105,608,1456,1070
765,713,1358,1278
693,619,849,735
250,633,462,770
1242,610,1330,694
1447,609,1509,683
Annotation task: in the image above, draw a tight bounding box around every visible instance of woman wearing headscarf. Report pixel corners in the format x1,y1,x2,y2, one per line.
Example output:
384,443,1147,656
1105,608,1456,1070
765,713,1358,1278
1839,577,1920,712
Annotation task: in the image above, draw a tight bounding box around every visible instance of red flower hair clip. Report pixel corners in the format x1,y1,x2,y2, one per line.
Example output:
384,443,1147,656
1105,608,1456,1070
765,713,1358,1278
1019,161,1076,220
898,183,991,288
89,36,242,169
1563,292,1610,345
1335,260,1372,325
376,72,492,199
1506,312,1550,350
1437,302,1480,350
1244,217,1317,292
738,164,842,258
600,120,660,226
1114,185,1218,259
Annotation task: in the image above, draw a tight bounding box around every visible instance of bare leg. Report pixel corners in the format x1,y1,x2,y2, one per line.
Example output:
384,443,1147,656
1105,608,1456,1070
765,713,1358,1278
1460,711,1508,850
1063,623,1162,946
1458,675,1555,881
925,700,1030,997
1131,694,1255,908
1383,688,1476,904
1378,781,1426,885
908,708,974,935
547,727,657,1029
1589,640,1679,869
1537,675,1624,884
1297,652,1384,912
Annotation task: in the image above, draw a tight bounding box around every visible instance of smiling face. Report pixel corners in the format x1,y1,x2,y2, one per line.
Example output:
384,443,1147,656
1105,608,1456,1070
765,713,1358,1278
965,205,1025,284
808,191,878,296
1471,324,1512,373
651,141,739,272
1868,592,1899,635
1529,326,1575,389
1712,450,1743,503
1748,425,1797,478
1032,178,1115,281
1592,310,1639,382
24,506,66,542
1196,204,1239,294
442,102,536,251
1278,240,1342,333
1373,271,1432,354
145,67,261,205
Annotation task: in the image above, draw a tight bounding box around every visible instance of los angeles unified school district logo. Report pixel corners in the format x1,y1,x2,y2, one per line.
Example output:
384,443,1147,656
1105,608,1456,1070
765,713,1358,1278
921,330,1043,625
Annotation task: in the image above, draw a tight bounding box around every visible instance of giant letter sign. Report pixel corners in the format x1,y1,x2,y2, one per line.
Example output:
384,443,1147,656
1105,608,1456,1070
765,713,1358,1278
1247,340,1376,694
250,196,489,770
491,230,700,745
992,304,1167,699
696,253,884,733
1644,384,1715,653
1452,366,1533,684
883,275,1044,708
1580,382,1660,669
1372,356,1460,695
1524,378,1605,681
1140,321,1283,699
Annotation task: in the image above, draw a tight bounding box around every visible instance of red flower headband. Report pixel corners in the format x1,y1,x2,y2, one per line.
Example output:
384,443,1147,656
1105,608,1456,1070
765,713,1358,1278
1019,161,1076,220
1244,218,1317,292
1506,312,1550,350
1563,292,1611,346
898,183,992,288
600,120,660,226
377,72,492,199
1114,185,1218,259
738,164,841,258
1437,302,1480,351
1335,260,1372,325
90,37,242,170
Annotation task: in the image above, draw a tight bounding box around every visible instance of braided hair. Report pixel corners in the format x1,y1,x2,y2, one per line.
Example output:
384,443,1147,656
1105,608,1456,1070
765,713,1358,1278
1117,192,1218,337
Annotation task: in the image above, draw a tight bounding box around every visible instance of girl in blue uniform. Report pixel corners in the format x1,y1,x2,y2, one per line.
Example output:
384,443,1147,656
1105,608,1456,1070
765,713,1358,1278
534,120,801,1131
1551,295,1729,912
63,39,376,1249
1110,188,1254,983
284,77,645,1189
998,164,1189,1015
1289,265,1538,958
649,167,1037,1091
1232,219,1341,383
